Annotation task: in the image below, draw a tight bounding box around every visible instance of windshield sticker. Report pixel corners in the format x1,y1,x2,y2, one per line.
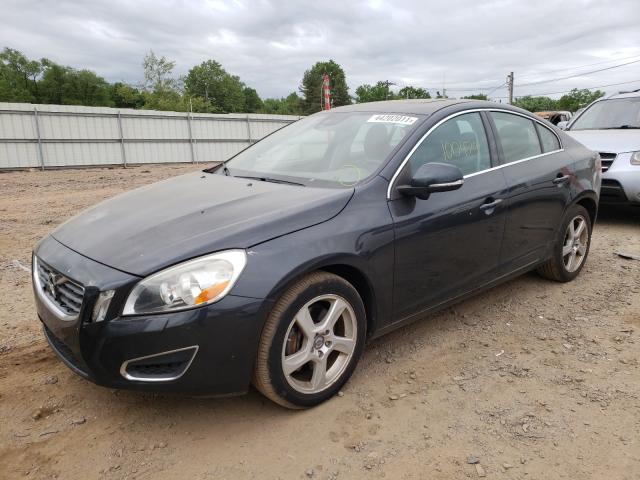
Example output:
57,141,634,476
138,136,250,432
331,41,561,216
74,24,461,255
367,114,418,126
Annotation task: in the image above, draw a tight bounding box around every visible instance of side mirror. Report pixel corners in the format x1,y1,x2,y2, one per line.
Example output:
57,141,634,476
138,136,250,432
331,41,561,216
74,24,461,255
397,162,464,200
557,121,568,130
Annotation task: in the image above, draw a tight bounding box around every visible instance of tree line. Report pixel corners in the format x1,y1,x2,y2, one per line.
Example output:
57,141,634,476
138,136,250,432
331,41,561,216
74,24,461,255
512,89,604,113
0,47,604,115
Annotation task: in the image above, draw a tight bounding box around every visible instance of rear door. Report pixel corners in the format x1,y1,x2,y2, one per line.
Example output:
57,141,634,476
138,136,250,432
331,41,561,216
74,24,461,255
389,111,508,321
488,111,572,270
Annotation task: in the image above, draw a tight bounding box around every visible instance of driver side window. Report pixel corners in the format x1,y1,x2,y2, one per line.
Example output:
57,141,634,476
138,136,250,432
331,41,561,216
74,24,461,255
408,112,491,176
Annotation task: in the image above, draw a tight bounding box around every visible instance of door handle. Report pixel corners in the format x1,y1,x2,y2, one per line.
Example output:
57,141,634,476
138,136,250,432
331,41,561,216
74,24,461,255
479,198,503,211
553,174,571,185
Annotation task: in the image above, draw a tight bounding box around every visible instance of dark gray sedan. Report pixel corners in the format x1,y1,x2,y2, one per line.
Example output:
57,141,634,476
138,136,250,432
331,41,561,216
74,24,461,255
33,99,600,408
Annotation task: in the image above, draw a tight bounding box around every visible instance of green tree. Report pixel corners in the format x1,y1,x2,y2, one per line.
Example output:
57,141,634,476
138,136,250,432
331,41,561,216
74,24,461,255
556,88,604,112
110,82,145,109
462,93,488,100
38,60,71,104
64,69,112,106
142,50,178,93
243,87,263,113
299,60,350,114
184,60,246,113
142,89,186,112
513,95,557,112
355,81,395,103
140,51,186,112
260,92,301,115
397,86,431,99
38,61,112,106
0,47,41,102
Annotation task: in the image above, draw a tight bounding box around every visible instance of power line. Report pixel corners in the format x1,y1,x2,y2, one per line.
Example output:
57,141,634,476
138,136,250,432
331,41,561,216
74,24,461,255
444,84,503,92
486,81,507,96
404,56,640,94
515,58,640,87
517,54,640,80
491,78,640,99
441,56,640,92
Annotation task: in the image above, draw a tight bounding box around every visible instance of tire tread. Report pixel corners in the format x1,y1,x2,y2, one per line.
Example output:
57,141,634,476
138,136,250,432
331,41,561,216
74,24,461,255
536,204,591,282
252,271,355,408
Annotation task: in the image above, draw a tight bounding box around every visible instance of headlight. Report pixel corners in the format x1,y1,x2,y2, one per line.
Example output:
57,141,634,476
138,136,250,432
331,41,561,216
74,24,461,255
631,151,640,165
122,250,246,316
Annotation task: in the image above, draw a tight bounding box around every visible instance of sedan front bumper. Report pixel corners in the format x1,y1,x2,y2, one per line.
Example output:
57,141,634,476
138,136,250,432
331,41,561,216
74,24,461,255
34,236,270,396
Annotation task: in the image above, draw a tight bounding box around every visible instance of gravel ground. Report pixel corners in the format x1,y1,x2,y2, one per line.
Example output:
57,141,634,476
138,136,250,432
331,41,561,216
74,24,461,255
0,165,639,480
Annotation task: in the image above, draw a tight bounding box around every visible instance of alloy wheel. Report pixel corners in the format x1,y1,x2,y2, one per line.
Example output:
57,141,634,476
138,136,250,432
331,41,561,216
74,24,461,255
281,294,357,394
562,215,589,272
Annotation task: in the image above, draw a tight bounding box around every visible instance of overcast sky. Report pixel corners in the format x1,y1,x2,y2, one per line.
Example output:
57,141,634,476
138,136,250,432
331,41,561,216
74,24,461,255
2,0,640,100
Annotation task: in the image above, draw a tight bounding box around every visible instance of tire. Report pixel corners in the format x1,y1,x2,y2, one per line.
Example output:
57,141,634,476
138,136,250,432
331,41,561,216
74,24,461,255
253,271,366,409
537,204,592,282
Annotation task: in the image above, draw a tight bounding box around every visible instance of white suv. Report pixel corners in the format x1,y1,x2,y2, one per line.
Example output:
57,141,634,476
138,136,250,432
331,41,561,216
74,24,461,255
564,90,640,205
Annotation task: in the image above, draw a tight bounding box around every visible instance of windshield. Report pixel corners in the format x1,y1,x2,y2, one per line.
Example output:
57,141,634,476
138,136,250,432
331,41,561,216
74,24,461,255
570,97,640,130
222,111,423,187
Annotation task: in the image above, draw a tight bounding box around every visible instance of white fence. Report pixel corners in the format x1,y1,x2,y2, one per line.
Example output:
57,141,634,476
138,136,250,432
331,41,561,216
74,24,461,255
0,103,301,169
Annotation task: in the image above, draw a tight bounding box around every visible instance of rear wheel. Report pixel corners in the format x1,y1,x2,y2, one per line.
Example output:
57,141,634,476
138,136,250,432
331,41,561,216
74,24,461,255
253,272,366,408
537,204,592,282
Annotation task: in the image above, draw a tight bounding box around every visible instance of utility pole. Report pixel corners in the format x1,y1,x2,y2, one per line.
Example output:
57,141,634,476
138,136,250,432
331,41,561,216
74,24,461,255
381,80,397,99
507,71,514,104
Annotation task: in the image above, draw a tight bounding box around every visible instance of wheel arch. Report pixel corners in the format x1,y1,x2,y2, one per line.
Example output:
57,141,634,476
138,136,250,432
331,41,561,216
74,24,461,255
263,256,380,338
318,264,377,337
573,191,598,226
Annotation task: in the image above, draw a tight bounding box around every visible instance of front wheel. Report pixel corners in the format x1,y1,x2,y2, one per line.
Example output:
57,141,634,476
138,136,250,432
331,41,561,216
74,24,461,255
253,272,366,408
537,204,592,282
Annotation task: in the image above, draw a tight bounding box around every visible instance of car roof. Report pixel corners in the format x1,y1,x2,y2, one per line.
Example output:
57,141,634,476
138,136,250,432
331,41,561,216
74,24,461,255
330,98,511,115
606,89,640,100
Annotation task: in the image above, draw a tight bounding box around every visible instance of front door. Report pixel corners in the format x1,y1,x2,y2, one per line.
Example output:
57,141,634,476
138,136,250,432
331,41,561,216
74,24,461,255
389,112,508,321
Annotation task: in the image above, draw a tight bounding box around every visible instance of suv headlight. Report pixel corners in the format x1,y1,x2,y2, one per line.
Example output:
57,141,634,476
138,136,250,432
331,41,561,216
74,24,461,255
123,250,246,316
631,151,640,165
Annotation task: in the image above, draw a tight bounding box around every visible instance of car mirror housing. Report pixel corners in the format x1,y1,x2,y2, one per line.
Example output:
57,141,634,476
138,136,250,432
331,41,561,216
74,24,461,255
557,121,568,130
397,162,464,200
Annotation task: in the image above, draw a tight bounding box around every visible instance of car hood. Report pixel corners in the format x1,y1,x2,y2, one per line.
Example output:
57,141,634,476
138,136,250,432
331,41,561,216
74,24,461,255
566,129,640,154
51,171,354,276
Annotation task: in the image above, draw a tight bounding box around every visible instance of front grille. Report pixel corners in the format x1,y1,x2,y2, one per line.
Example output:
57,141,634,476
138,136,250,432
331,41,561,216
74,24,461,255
36,259,85,317
599,152,616,173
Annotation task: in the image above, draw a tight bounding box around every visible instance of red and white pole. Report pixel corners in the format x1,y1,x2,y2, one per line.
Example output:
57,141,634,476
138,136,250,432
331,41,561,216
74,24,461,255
322,74,331,110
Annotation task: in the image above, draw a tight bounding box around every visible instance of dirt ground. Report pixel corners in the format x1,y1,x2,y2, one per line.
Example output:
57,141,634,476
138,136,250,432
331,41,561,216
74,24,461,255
0,164,639,480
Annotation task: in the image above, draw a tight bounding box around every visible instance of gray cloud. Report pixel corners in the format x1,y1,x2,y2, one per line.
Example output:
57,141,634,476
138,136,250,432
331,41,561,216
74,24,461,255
1,0,639,100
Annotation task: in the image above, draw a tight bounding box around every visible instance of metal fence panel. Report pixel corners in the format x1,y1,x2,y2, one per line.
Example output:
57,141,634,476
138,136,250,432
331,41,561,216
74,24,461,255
192,118,249,141
194,141,248,164
0,142,39,168
43,142,122,167
0,103,301,169
125,142,192,164
39,112,120,140
0,110,36,139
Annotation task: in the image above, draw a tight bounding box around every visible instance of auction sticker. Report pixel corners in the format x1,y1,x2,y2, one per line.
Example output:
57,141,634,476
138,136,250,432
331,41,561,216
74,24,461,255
367,114,418,125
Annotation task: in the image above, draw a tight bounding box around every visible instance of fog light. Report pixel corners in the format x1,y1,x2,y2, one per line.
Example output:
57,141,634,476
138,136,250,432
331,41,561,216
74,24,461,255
92,290,115,322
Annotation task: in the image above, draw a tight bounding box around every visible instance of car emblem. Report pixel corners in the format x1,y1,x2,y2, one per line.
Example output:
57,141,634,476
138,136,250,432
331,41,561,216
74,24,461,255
45,272,62,299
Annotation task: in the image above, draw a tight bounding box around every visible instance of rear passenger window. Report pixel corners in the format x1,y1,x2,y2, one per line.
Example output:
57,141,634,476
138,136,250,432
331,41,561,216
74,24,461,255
408,112,491,176
536,124,561,152
491,112,541,163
